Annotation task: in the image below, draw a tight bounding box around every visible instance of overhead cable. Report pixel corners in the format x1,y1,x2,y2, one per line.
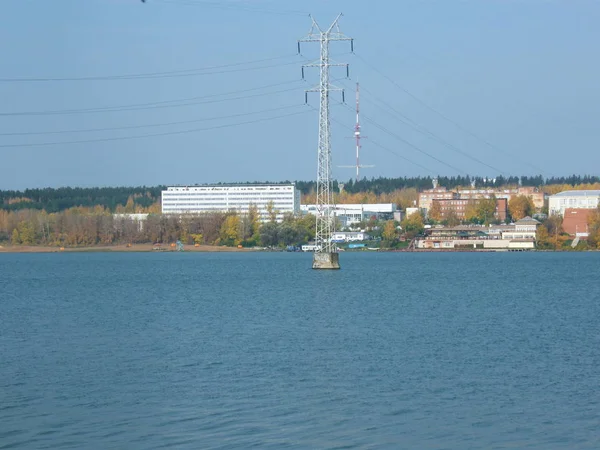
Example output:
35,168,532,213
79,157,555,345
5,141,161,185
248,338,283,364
152,0,309,16
0,104,304,136
354,53,551,176
0,55,301,82
344,104,467,175
357,84,509,176
0,108,311,148
328,111,436,175
0,81,303,116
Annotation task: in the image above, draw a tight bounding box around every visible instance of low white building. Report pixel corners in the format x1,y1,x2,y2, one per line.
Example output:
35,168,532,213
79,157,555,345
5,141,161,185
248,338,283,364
113,213,149,231
416,217,540,251
161,184,301,223
301,203,396,227
501,217,540,240
330,231,371,243
548,190,600,216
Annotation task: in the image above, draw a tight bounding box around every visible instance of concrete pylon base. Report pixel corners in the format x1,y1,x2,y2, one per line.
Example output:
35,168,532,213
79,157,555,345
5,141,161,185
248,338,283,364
312,252,340,270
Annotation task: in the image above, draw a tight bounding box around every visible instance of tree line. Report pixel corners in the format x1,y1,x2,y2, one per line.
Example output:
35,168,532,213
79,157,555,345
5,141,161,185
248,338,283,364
0,206,316,249
3,175,600,213
0,186,163,213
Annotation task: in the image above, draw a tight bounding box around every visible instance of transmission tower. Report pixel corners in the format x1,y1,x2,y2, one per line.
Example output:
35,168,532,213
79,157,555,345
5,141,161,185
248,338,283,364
339,82,374,183
299,14,353,269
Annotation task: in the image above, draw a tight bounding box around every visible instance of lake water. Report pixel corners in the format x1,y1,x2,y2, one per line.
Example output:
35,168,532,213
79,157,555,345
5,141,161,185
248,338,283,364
1,252,599,449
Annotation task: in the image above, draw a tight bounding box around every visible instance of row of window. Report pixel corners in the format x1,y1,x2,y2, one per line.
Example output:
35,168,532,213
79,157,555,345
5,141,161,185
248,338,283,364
162,202,294,207
163,194,294,198
165,189,294,194
557,198,598,205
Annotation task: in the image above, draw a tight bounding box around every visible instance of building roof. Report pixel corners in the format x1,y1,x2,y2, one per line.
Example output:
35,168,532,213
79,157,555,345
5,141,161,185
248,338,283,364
551,190,600,197
301,203,396,212
165,183,296,190
515,216,540,225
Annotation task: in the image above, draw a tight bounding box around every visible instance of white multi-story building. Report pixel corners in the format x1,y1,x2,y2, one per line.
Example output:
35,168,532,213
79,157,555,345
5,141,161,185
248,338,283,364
548,190,600,216
300,203,396,227
161,184,301,222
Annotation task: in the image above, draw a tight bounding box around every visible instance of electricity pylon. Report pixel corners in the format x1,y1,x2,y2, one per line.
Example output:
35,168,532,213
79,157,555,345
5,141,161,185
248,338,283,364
299,14,353,269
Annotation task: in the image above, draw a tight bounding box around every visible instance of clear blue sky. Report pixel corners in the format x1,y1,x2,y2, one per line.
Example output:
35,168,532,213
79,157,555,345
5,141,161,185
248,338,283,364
1,0,599,189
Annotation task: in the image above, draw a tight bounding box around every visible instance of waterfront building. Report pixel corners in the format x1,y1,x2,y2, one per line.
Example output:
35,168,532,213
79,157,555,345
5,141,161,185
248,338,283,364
300,203,396,228
330,231,371,243
415,217,539,250
548,190,600,216
431,197,508,222
418,181,544,216
161,184,301,223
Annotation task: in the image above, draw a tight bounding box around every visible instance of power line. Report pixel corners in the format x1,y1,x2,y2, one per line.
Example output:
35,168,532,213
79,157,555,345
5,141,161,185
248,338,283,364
0,55,301,82
368,139,437,175
152,0,309,16
354,53,551,176
326,107,436,175
356,84,509,176
0,108,311,148
352,106,468,175
0,104,303,136
0,81,303,116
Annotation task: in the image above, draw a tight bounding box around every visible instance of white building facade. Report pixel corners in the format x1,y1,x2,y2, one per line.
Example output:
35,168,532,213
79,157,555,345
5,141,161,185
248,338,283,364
549,190,600,216
300,203,396,227
330,231,371,243
161,184,301,222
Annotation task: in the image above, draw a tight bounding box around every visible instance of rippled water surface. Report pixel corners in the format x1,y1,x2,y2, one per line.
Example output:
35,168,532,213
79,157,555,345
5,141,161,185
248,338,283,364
1,251,599,449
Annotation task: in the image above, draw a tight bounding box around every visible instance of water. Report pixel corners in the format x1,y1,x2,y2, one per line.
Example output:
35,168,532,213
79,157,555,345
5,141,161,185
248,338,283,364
1,251,599,449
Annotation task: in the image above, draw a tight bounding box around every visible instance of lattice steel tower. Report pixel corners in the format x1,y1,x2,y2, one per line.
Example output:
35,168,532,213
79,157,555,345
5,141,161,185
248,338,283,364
299,14,353,269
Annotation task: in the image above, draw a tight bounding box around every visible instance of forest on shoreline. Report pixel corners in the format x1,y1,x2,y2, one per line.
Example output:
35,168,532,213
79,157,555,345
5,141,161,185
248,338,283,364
2,175,600,213
2,175,600,250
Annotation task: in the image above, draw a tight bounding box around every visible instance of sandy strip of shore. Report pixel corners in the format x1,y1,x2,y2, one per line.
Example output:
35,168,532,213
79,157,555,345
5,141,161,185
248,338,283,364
0,244,259,253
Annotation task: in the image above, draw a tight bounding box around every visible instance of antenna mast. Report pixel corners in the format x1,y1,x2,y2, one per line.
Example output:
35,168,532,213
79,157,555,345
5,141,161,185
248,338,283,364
299,14,353,269
339,82,374,182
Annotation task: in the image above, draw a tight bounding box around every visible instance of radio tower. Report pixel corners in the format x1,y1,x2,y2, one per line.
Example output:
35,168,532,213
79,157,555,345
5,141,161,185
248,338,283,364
339,82,374,182
299,14,353,270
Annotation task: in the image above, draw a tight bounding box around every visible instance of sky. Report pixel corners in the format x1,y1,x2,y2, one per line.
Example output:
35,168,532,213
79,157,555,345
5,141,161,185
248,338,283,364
1,0,599,190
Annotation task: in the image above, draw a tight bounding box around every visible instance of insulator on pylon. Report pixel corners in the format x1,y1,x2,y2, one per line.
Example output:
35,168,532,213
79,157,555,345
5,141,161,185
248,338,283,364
342,90,345,103
297,42,301,54
305,92,308,104
346,65,349,79
350,39,354,53
302,67,305,79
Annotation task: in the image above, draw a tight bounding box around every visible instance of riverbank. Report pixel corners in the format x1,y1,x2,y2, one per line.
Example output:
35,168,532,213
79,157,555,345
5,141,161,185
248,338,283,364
0,244,259,253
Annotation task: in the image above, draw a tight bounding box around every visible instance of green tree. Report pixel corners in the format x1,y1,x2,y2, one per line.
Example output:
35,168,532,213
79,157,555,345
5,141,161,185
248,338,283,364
278,223,302,246
17,221,36,245
296,213,316,243
11,228,20,244
259,222,279,247
477,197,497,225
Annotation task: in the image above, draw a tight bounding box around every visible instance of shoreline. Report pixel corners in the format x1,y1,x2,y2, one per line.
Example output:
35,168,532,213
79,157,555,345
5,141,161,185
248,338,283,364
0,244,258,253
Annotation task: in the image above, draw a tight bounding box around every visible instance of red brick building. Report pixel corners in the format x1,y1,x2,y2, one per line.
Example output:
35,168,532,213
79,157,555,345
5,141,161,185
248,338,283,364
432,197,508,222
562,208,592,236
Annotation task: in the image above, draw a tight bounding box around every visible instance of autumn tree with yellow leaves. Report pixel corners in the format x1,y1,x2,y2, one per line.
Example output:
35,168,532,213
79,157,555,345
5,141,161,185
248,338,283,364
509,195,535,221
